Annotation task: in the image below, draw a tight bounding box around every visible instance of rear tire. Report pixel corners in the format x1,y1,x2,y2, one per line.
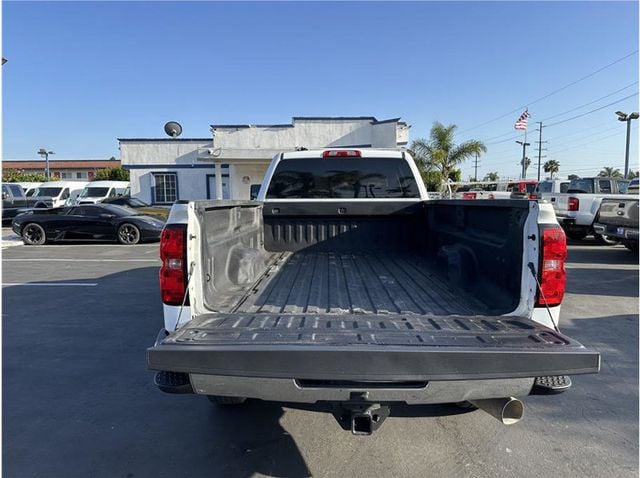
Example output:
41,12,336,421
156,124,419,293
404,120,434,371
117,223,141,245
22,223,46,245
565,230,588,240
593,233,619,246
207,395,247,406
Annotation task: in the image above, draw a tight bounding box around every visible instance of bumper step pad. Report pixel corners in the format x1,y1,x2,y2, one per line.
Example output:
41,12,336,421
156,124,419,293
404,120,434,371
532,375,572,394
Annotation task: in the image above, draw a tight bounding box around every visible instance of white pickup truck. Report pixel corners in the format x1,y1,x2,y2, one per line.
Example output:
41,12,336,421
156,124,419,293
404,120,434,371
147,149,599,434
549,177,630,243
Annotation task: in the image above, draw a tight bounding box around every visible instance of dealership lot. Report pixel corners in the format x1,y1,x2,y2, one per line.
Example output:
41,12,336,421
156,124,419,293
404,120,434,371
2,235,638,478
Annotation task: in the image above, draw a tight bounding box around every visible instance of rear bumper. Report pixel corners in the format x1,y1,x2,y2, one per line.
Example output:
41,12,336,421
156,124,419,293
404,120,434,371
147,314,600,382
593,223,639,241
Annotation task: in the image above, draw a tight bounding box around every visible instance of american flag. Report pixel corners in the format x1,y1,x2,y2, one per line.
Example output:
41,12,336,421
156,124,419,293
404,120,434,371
514,109,531,130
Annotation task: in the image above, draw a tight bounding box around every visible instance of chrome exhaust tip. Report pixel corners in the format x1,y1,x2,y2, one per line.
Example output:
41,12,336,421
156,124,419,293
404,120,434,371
469,397,524,425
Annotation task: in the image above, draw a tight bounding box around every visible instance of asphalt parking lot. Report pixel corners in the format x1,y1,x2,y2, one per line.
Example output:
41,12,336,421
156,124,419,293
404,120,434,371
2,234,638,478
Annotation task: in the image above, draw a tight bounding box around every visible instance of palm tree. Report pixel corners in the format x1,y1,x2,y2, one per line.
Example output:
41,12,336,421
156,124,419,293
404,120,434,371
543,160,560,179
483,171,499,181
598,167,623,178
520,157,532,177
411,122,487,184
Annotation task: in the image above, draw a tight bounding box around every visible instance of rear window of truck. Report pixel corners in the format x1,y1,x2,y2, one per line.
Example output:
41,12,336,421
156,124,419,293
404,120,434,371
266,158,420,199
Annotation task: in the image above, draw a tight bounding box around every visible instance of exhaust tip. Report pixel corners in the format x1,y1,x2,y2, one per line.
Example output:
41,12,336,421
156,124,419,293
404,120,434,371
470,397,524,425
501,398,524,425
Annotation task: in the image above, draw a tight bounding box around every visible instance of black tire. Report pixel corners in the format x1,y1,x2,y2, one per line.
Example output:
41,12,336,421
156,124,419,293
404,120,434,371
565,230,588,240
117,223,141,245
593,233,619,246
22,223,46,245
207,395,247,406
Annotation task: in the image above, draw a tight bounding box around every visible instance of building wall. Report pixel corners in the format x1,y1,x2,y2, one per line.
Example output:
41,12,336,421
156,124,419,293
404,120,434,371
119,117,409,204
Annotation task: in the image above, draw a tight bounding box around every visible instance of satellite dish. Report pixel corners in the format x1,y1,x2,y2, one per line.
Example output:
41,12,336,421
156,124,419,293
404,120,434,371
164,121,182,138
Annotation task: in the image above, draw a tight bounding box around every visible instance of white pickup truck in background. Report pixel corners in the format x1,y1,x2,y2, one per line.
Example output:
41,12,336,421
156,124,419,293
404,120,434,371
550,176,630,243
147,148,599,434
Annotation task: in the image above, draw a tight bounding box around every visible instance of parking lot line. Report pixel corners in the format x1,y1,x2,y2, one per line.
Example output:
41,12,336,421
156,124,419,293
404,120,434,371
2,282,98,287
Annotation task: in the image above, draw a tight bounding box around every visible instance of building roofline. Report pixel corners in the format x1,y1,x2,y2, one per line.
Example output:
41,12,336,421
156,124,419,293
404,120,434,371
117,138,212,142
210,116,413,130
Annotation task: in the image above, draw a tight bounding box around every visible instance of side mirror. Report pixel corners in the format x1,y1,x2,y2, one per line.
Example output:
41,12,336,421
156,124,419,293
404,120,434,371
2,192,7,200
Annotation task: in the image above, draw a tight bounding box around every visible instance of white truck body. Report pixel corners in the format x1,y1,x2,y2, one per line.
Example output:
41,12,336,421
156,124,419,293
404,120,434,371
147,149,599,434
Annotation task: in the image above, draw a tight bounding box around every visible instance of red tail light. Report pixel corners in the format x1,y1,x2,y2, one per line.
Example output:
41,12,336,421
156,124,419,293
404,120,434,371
322,150,361,157
536,226,567,307
568,197,579,211
159,224,187,306
463,192,477,199
529,194,538,200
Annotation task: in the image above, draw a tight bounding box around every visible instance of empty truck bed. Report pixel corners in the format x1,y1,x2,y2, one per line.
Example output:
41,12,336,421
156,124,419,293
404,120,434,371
232,251,490,316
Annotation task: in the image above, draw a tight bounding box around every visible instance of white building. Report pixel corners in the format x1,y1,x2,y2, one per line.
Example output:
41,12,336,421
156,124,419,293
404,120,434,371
118,116,410,205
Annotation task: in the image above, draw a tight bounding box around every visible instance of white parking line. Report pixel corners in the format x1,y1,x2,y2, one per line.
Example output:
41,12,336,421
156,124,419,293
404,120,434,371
3,259,159,262
2,282,98,287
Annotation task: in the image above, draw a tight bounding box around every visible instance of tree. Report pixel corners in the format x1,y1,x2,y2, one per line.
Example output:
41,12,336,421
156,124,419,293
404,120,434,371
410,122,487,190
483,171,500,181
598,167,623,178
568,174,580,181
543,160,560,179
94,167,130,181
627,170,639,179
520,157,532,177
2,170,48,182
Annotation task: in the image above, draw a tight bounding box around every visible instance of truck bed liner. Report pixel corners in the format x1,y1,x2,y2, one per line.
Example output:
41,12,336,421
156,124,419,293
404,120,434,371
233,251,490,316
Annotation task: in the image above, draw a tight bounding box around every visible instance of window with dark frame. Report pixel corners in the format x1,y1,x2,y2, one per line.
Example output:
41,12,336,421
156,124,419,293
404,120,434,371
152,172,178,204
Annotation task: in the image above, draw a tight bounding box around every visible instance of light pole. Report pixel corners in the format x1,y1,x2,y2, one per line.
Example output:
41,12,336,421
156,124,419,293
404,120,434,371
516,140,530,179
615,111,639,178
37,148,55,179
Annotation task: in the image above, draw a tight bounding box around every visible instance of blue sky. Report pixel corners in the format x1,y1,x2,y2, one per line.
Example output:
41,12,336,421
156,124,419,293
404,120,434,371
3,1,639,180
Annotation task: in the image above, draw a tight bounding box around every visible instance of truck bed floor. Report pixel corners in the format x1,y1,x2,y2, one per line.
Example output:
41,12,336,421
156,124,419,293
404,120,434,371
232,252,489,316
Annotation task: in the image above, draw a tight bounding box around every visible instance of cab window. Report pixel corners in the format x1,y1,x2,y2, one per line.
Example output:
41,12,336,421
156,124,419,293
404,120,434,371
598,180,612,193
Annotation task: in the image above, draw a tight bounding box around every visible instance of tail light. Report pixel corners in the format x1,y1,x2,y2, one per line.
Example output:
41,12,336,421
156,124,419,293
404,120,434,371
529,194,538,200
159,224,187,306
463,192,477,199
536,226,566,307
323,150,361,157
568,197,579,211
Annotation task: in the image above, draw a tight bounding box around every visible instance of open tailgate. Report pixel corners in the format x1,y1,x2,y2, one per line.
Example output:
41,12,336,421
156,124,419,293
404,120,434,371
147,314,600,381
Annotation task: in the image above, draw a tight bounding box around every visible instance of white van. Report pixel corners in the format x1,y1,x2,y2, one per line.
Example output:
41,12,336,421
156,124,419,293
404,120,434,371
32,181,88,207
76,181,130,204
17,182,42,197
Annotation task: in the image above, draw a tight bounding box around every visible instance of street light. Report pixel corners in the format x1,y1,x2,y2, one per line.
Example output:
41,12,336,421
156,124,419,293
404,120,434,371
37,148,55,179
615,111,639,178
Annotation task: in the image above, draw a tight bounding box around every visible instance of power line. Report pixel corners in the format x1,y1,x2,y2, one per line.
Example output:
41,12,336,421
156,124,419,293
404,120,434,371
547,125,621,148
550,130,624,154
478,81,638,143
546,93,639,127
458,50,639,134
539,81,638,122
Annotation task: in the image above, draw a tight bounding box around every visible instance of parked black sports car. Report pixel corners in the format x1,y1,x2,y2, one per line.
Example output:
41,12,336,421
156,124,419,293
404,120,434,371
11,204,164,245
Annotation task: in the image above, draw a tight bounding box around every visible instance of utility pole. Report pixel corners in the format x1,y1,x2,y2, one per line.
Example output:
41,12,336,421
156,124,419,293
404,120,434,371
516,131,530,180
537,122,543,182
473,153,479,181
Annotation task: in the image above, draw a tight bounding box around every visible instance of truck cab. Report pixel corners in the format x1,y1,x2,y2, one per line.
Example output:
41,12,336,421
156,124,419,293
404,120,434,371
552,177,631,242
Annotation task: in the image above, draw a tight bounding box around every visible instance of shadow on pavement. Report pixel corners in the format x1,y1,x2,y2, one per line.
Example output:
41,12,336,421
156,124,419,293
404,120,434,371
2,266,311,478
566,267,639,297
